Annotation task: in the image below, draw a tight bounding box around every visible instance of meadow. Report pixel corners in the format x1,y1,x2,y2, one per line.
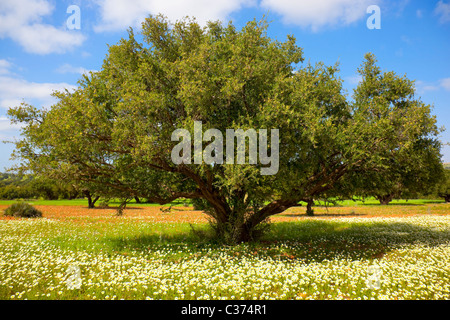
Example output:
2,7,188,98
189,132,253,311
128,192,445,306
0,200,449,300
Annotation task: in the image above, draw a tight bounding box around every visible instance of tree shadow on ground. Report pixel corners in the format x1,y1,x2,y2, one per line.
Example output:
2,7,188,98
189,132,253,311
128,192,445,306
100,219,449,263
260,219,450,261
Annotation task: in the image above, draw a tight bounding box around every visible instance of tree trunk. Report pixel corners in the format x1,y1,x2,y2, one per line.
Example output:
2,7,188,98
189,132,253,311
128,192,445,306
134,196,141,203
445,195,450,203
212,200,298,244
91,196,100,208
216,220,261,244
377,194,393,205
306,199,314,216
84,190,99,208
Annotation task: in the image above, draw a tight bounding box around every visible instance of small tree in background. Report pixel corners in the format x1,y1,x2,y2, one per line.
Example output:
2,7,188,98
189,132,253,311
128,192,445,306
348,54,444,205
436,170,450,203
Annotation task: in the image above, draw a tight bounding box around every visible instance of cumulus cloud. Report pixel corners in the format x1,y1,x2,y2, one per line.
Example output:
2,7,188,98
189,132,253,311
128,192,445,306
0,60,76,147
0,0,85,54
0,116,23,131
0,76,76,109
435,0,450,23
0,59,76,110
260,0,380,31
93,0,256,32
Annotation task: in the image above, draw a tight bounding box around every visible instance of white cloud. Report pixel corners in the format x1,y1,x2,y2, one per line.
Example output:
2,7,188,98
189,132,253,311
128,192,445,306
260,0,380,31
0,0,86,54
0,59,12,75
0,60,76,109
93,0,256,32
435,0,450,23
0,59,75,142
0,76,76,109
55,63,96,75
415,78,450,94
0,116,23,131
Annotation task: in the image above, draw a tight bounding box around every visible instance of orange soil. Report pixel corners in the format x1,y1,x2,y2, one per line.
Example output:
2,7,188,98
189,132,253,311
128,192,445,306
0,203,448,224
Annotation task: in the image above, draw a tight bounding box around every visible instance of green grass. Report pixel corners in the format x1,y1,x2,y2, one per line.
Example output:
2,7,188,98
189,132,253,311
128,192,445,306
0,213,449,300
0,197,444,208
0,198,179,207
301,198,445,207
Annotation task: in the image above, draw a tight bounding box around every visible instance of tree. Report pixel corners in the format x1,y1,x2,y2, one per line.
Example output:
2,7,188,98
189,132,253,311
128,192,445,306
436,169,450,203
0,173,35,199
350,139,444,205
349,54,444,204
7,16,443,243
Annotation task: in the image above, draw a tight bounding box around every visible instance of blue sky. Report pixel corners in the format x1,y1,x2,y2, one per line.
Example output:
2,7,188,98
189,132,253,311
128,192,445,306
0,0,449,171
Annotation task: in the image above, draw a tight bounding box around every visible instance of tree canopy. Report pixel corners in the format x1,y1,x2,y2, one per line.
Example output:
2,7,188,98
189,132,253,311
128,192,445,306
8,15,444,243
348,55,444,204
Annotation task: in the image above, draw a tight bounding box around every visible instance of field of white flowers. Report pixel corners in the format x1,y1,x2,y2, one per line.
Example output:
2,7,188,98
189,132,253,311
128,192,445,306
0,215,449,300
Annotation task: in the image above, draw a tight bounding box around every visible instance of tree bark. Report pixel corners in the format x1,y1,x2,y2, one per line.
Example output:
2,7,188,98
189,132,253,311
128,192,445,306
83,190,99,208
377,194,393,205
306,199,314,216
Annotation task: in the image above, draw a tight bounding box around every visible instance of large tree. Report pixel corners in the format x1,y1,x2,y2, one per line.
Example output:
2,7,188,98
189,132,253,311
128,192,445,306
8,16,442,243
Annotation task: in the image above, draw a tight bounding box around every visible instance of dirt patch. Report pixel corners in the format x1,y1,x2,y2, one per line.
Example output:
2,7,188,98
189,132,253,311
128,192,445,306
0,203,448,224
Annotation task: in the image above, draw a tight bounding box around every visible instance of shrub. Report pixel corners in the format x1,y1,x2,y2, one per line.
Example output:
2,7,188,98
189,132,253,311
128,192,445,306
3,202,42,218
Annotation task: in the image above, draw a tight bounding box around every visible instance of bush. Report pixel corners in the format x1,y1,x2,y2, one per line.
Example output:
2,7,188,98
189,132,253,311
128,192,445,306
3,202,43,218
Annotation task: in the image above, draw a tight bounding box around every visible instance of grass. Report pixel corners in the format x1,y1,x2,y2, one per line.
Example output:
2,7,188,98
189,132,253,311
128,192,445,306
0,197,443,208
0,200,449,300
0,198,188,207
300,198,445,207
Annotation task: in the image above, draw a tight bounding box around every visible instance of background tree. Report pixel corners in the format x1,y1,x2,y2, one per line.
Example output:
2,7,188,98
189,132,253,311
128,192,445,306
348,54,444,204
350,142,444,205
7,16,443,243
0,173,35,199
435,169,450,203
0,173,79,200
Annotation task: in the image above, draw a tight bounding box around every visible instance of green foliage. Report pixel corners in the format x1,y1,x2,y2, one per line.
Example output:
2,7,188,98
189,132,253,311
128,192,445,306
0,173,79,200
191,198,207,211
3,201,42,218
348,53,444,204
0,173,35,199
7,16,443,243
435,169,450,202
